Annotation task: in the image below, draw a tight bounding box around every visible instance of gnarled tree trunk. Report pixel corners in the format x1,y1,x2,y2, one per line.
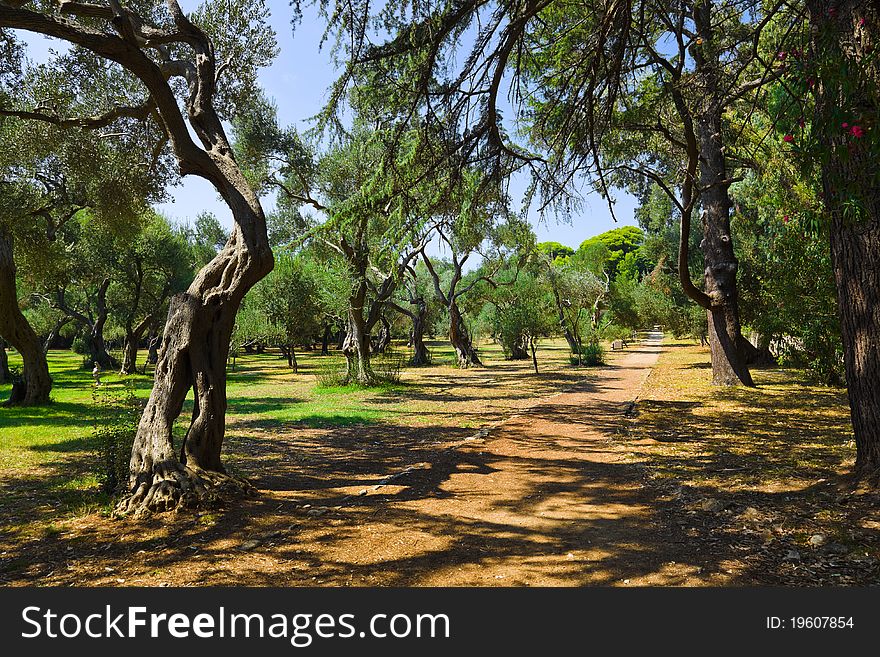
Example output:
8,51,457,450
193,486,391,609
342,272,376,385
0,0,275,515
509,334,530,360
56,279,118,370
449,301,481,368
390,298,430,366
409,299,430,366
121,213,273,515
371,315,391,355
120,315,153,375
0,230,52,405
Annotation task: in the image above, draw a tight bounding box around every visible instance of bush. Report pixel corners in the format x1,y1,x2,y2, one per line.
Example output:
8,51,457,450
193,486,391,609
373,348,404,384
315,359,349,387
316,349,405,387
570,340,605,366
91,380,142,494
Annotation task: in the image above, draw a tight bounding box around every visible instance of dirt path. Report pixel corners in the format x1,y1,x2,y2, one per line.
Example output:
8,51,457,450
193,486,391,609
11,333,735,587
315,331,717,586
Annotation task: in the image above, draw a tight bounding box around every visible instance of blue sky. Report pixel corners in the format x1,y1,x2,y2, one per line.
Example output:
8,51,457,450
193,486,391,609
17,0,638,251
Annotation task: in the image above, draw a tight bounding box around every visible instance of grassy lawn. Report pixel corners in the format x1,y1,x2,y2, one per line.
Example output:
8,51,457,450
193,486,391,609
0,337,597,540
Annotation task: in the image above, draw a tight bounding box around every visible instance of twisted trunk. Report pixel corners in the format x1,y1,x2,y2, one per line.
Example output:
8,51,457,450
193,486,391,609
120,315,153,375
390,298,430,366
449,301,481,368
56,279,118,370
119,185,273,516
342,275,375,385
0,230,52,406
410,299,430,366
371,315,391,355
509,334,530,360
0,0,275,513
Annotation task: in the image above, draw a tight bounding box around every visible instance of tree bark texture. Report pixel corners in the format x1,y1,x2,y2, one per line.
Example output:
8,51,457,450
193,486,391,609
808,0,880,479
693,3,754,387
0,230,52,405
449,301,482,368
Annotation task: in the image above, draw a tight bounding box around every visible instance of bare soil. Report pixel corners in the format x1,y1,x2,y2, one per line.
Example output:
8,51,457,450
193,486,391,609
4,334,877,586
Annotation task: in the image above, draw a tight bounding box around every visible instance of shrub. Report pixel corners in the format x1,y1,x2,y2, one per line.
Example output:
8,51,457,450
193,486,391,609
373,348,404,384
571,340,605,366
315,359,349,387
91,380,142,494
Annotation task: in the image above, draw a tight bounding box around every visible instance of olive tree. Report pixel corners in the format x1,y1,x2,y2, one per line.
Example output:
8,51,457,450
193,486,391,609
0,0,279,513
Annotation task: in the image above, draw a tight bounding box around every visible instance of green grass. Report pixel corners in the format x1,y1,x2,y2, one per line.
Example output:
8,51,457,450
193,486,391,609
0,337,607,539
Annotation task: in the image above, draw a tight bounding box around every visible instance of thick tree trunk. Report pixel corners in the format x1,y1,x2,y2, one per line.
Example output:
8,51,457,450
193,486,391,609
509,334,530,360
696,115,753,385
0,338,9,384
830,206,880,479
0,230,52,405
807,0,880,480
693,3,754,387
120,331,140,375
343,285,376,385
119,193,273,516
449,301,481,368
410,300,430,366
371,315,391,355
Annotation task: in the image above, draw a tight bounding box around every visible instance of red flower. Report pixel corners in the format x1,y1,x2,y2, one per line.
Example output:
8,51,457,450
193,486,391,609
783,134,794,143
850,125,865,138
859,18,866,26
783,215,790,223
842,122,849,128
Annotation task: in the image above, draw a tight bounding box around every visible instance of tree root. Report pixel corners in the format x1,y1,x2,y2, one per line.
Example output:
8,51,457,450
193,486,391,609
115,463,256,518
